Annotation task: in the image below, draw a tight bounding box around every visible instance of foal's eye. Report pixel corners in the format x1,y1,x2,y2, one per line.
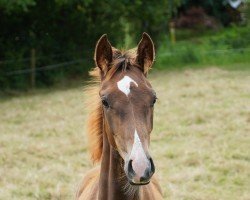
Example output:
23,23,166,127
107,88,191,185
151,96,157,107
101,99,109,108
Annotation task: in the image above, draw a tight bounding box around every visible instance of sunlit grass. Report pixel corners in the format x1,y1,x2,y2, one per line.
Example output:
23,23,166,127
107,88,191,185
0,65,249,199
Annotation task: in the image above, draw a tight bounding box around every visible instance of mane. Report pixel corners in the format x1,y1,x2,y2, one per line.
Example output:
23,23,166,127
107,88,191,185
85,48,139,163
83,68,102,163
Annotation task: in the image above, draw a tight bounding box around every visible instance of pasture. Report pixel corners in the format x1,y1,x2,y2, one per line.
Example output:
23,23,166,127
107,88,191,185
0,65,249,200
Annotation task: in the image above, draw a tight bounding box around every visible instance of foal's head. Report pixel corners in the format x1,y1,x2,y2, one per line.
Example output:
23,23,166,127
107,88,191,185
95,33,156,185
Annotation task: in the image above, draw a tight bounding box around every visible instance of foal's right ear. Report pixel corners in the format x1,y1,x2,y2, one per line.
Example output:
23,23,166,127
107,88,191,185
94,34,113,77
136,32,155,75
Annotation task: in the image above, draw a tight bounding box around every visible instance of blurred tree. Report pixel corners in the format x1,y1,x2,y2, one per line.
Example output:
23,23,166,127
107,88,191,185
0,0,36,13
0,0,188,89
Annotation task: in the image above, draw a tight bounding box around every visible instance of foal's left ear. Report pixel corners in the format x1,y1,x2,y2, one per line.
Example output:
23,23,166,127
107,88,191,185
136,32,155,74
94,34,113,77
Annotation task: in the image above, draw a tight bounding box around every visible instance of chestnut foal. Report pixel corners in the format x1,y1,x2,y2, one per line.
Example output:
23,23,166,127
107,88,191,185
76,33,163,200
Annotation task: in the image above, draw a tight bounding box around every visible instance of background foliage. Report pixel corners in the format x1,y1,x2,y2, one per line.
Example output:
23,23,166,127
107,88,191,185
0,0,249,90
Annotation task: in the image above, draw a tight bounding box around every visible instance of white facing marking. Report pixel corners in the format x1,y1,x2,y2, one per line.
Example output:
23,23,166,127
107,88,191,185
130,130,147,160
117,75,138,96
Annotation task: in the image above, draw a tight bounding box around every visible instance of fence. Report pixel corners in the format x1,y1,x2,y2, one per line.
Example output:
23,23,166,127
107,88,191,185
1,47,250,89
1,48,92,89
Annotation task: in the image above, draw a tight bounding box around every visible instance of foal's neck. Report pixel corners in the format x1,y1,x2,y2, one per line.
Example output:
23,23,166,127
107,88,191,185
98,127,139,200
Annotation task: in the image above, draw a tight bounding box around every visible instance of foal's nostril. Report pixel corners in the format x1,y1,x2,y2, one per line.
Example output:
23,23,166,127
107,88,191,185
140,167,151,182
140,158,155,183
149,157,155,174
127,159,135,178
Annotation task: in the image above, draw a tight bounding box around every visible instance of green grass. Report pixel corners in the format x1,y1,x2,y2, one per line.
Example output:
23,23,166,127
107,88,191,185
155,26,250,69
0,64,250,199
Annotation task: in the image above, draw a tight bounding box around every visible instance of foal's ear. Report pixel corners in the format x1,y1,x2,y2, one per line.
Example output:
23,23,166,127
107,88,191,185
136,32,155,74
94,34,113,77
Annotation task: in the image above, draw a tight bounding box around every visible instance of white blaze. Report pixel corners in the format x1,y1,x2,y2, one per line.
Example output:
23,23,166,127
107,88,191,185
130,130,147,160
117,75,138,96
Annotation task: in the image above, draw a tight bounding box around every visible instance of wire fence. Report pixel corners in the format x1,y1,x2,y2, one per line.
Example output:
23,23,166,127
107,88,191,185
1,47,250,76
0,51,86,65
5,59,86,76
0,49,93,88
1,46,249,89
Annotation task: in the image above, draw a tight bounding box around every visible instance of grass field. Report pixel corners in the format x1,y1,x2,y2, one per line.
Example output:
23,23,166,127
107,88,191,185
0,65,250,200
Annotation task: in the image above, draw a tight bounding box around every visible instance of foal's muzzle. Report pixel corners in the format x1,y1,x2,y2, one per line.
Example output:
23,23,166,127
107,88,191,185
125,157,155,185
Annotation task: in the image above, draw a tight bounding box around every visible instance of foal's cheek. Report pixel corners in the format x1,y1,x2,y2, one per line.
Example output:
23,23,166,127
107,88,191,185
105,109,119,132
114,137,128,159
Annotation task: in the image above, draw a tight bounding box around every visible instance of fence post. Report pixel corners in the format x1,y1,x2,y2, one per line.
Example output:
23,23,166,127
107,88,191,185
30,48,36,89
169,21,176,45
